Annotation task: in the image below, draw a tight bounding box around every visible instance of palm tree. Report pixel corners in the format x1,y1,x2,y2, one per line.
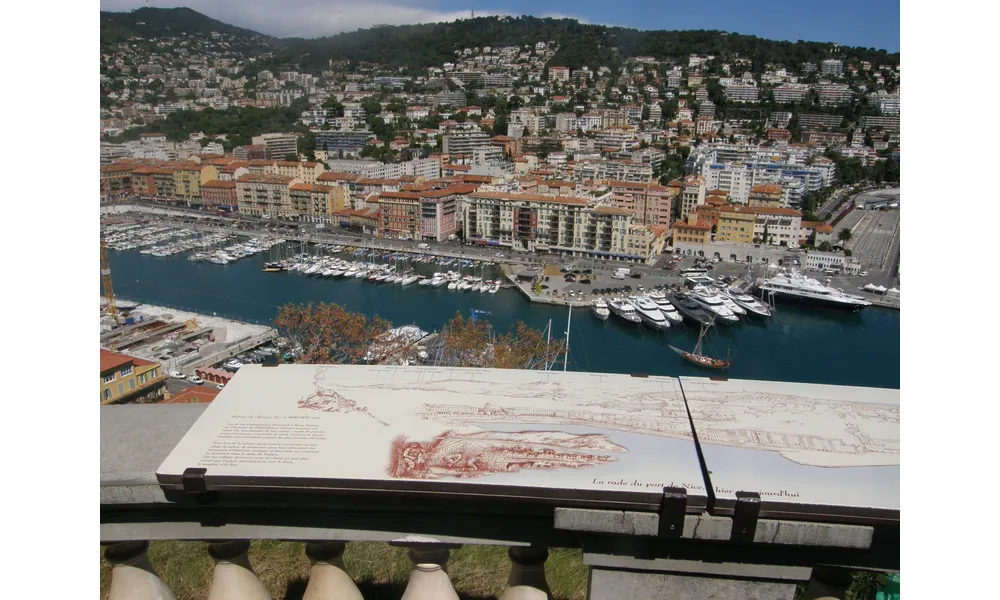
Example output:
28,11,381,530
837,228,853,248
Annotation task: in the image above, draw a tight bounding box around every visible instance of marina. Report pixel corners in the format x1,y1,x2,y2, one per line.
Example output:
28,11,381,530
103,238,901,389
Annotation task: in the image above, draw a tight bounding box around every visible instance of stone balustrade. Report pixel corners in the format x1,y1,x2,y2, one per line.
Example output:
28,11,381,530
101,404,898,600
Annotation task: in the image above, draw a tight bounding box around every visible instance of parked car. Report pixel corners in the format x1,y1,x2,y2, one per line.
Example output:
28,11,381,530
860,271,869,276
215,383,225,391
630,273,642,279
169,370,185,379
188,376,205,385
495,252,505,258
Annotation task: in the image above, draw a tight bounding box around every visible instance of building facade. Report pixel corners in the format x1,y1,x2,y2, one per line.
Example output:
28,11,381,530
235,174,300,218
100,349,165,405
608,181,677,227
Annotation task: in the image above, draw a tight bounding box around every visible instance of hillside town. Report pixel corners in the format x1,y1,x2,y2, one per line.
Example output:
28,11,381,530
100,21,899,267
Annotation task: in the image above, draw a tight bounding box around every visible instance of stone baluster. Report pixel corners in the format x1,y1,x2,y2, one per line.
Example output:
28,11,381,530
498,547,550,600
206,540,271,600
801,565,852,600
302,541,363,600
104,540,176,600
400,546,460,600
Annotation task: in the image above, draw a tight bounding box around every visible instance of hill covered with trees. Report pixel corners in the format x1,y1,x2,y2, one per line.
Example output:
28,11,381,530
100,9,899,76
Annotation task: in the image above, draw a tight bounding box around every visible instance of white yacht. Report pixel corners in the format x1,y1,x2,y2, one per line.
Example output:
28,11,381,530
607,298,642,325
627,296,670,330
647,294,685,325
400,274,419,286
757,270,871,312
718,294,747,317
447,280,459,290
723,289,772,318
592,298,610,321
418,276,434,286
691,286,740,325
488,281,500,294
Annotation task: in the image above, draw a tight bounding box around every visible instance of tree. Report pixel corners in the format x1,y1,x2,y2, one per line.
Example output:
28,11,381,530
837,228,853,247
284,153,299,162
818,241,833,252
275,303,393,364
275,304,564,369
361,97,382,118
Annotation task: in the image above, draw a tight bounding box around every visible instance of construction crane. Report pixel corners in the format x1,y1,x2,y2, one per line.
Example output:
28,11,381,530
100,240,121,326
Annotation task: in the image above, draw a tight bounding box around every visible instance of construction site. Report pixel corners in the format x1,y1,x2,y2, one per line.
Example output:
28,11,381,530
101,240,277,394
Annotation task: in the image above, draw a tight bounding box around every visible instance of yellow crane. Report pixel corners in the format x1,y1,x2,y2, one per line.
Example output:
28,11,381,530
100,240,121,326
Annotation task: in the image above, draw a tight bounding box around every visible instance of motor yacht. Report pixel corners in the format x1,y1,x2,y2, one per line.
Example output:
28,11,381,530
488,281,500,294
718,294,747,317
690,286,740,324
757,270,872,312
447,280,459,290
648,294,685,325
724,288,772,318
627,296,670,330
670,292,715,327
607,298,642,325
592,298,610,321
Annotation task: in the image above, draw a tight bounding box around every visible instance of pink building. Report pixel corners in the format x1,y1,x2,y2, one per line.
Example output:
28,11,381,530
608,181,678,228
419,184,477,242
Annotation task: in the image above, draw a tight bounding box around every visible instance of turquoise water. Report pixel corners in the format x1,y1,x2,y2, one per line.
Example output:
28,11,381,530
104,249,900,389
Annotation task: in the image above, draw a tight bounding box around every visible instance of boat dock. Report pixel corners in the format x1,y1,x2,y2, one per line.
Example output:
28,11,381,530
100,299,278,373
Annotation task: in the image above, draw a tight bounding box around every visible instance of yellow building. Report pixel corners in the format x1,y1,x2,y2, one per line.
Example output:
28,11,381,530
748,184,783,208
173,161,203,207
100,349,166,405
673,215,712,247
290,183,350,222
716,204,756,244
235,174,301,218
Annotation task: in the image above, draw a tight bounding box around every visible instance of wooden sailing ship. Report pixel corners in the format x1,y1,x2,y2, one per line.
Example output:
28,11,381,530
668,321,731,370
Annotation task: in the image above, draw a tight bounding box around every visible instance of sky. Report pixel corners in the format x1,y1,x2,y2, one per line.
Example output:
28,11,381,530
100,0,900,52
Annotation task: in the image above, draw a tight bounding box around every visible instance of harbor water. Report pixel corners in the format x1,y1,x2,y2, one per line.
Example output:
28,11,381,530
103,249,901,389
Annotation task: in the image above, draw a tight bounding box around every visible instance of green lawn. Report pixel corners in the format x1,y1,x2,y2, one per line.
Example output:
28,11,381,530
101,541,588,600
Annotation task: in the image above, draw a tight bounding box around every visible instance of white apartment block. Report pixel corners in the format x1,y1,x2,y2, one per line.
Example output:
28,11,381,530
773,84,808,103
723,83,760,103
820,59,844,76
815,84,853,106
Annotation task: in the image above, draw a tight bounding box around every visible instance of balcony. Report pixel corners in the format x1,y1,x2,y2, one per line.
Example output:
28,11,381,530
101,370,899,600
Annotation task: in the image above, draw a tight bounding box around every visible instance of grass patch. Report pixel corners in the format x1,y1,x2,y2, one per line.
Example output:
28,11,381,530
101,541,587,600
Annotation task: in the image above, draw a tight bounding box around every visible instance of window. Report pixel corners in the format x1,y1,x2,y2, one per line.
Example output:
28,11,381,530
118,383,125,395
104,389,112,400
103,373,116,384
120,365,133,377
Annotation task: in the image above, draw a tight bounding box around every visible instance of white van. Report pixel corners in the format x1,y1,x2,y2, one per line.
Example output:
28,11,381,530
615,267,631,276
417,243,430,250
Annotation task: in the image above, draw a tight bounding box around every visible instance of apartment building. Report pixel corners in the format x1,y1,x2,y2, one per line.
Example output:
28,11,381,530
377,191,422,239
673,215,712,247
419,185,475,242
235,173,300,218
724,83,760,103
815,84,853,106
100,163,134,203
747,184,783,208
670,174,707,220
752,207,803,246
695,195,729,228
200,180,237,209
252,132,299,160
773,84,808,103
859,116,901,132
820,59,844,76
314,131,377,157
442,131,492,155
173,162,203,207
289,183,349,223
716,204,757,244
100,349,165,405
548,66,570,82
608,181,677,227
797,113,844,129
463,192,646,260
802,130,849,146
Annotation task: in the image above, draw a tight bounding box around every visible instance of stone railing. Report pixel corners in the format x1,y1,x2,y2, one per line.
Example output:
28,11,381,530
101,405,899,599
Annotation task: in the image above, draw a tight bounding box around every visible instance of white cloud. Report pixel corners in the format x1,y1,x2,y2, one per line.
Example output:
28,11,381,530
100,1,510,38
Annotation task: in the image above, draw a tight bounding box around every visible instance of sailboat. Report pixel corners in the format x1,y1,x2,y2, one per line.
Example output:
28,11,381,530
668,321,731,370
